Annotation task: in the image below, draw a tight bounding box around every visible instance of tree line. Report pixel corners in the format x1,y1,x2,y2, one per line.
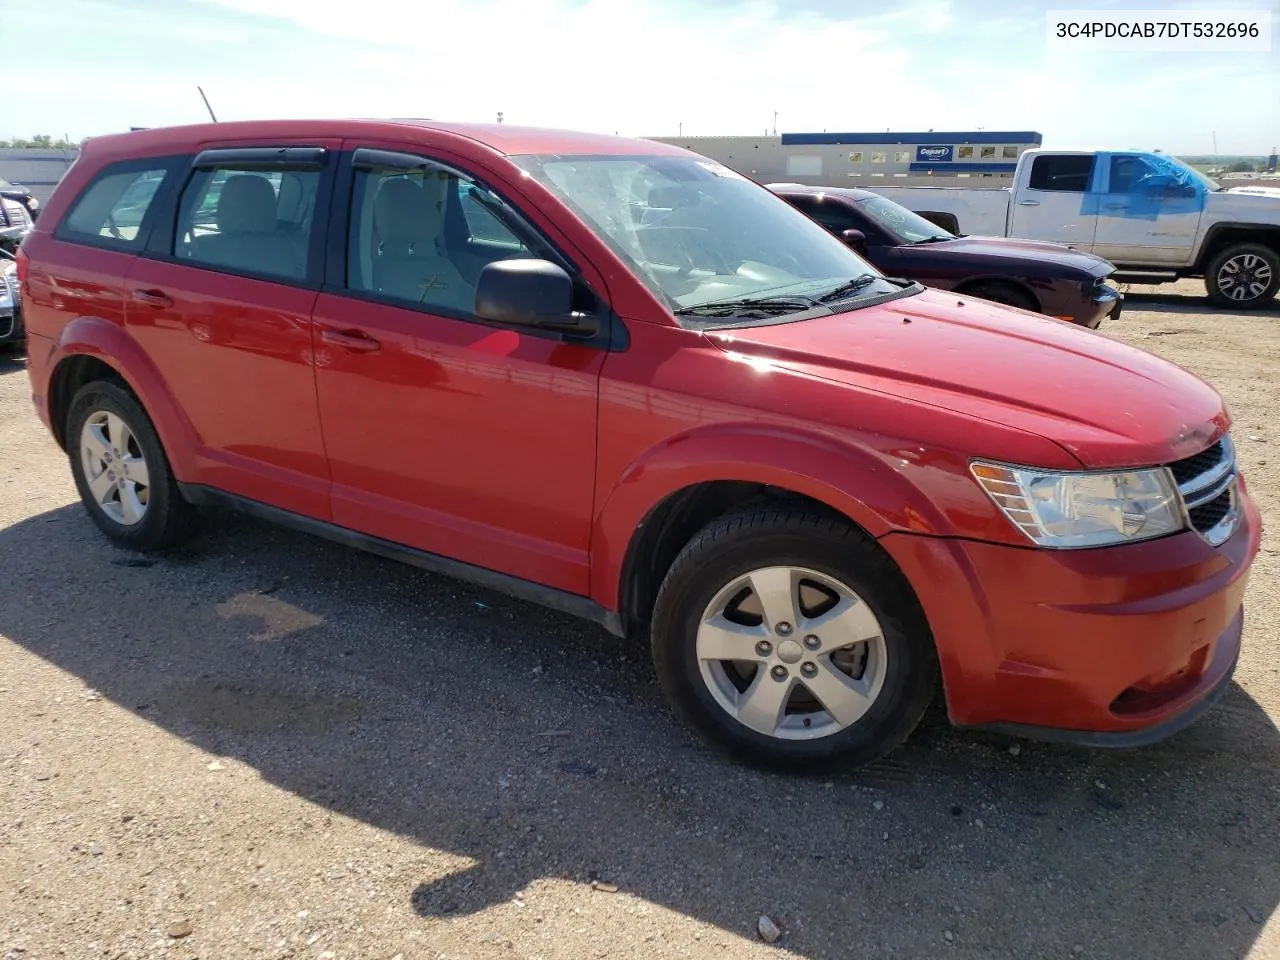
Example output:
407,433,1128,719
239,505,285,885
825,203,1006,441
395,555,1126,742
0,135,86,150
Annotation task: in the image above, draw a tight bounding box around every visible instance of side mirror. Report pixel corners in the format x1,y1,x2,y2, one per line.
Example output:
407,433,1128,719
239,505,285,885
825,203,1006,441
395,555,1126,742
474,259,597,336
840,228,868,253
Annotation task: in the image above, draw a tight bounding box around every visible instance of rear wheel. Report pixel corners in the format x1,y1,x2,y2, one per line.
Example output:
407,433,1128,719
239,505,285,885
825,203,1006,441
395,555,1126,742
962,281,1038,312
650,507,938,770
66,381,200,551
1204,243,1279,309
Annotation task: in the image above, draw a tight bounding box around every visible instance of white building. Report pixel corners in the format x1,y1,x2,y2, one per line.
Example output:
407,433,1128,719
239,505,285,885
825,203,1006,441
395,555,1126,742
646,130,1043,188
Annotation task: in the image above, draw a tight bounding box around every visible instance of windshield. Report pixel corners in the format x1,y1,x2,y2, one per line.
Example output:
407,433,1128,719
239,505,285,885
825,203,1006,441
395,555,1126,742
510,154,907,316
856,195,955,243
1167,155,1221,192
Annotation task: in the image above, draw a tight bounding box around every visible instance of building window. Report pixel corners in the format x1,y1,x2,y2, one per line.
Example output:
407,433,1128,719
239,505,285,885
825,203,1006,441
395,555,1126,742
894,151,910,163
980,146,996,159
1003,145,1019,159
848,152,863,163
871,152,886,163
957,146,974,160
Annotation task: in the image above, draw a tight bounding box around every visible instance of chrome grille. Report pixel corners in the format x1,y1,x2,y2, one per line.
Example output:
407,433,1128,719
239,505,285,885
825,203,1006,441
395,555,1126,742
1168,436,1239,546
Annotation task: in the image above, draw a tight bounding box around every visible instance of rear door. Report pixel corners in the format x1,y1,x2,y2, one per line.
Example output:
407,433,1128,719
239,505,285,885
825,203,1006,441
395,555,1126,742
127,142,340,518
1008,153,1099,249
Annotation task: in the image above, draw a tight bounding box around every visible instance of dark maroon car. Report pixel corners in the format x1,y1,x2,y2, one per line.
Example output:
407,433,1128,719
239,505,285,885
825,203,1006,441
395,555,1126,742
769,183,1122,328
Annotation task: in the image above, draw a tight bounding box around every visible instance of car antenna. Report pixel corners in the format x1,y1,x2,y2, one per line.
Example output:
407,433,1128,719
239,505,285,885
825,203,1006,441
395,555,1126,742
197,86,219,123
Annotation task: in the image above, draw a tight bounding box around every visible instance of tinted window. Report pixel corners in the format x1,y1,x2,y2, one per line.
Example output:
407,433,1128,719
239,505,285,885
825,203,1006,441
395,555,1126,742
346,162,533,315
58,165,170,247
788,196,856,234
1027,155,1094,192
173,166,320,282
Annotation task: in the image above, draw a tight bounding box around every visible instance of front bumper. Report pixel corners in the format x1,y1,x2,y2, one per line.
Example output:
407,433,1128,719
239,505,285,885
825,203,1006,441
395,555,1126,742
0,303,24,344
880,482,1261,742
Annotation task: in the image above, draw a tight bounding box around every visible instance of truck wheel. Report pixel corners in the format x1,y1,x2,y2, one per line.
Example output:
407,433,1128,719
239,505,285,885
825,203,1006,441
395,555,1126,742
1205,243,1279,309
66,381,200,552
650,507,938,770
962,281,1038,312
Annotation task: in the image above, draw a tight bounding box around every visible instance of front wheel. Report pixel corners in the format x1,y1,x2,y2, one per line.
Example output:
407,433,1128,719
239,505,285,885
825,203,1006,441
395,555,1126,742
1205,243,1279,309
650,508,938,770
962,281,1038,313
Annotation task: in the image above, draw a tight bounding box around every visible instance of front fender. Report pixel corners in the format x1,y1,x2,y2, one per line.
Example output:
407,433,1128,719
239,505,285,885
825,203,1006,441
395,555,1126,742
589,422,954,610
47,316,198,479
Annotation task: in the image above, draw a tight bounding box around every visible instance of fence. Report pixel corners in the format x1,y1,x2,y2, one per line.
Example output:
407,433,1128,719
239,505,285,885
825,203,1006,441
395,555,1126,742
0,148,81,205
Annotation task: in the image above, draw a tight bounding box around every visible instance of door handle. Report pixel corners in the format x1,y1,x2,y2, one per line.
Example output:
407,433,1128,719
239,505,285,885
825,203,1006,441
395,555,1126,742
131,288,174,308
320,328,381,353
1102,203,1126,210
1016,200,1041,206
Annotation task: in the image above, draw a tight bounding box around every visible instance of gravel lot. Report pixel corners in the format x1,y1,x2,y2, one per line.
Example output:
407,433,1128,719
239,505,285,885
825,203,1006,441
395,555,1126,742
1,280,1277,960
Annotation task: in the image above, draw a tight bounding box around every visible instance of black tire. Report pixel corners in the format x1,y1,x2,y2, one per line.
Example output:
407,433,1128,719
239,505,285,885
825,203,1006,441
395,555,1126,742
962,281,1038,312
66,381,200,552
1204,242,1279,309
650,507,938,771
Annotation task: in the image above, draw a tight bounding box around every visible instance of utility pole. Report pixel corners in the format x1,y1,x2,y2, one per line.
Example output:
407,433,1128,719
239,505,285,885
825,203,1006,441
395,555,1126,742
772,111,778,136
678,122,683,136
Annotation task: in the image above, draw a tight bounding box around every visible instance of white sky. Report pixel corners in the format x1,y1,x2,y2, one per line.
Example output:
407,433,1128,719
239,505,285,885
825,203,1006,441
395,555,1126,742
5,0,1279,153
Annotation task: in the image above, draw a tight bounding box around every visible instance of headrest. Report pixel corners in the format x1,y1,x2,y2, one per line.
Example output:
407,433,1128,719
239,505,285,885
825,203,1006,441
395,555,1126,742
215,175,278,234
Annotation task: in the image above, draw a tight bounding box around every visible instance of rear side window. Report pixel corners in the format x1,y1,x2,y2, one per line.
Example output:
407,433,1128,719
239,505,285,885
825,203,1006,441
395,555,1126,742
173,165,321,283
1027,155,1094,193
56,164,171,249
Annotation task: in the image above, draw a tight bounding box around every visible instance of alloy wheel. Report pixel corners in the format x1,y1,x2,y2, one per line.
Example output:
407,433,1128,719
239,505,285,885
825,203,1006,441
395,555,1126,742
1217,253,1274,302
79,410,151,526
695,565,888,740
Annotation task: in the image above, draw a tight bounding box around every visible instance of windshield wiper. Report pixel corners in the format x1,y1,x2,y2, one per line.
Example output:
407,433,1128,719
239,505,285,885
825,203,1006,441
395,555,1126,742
817,274,880,303
674,295,821,318
912,235,953,244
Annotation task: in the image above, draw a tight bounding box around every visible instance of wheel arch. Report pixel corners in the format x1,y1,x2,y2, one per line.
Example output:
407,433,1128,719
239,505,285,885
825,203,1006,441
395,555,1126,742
1194,223,1280,273
952,276,1041,311
593,424,951,637
46,317,197,478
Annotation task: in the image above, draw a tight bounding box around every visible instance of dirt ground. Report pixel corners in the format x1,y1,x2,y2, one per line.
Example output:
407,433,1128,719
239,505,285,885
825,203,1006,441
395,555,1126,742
1,279,1277,960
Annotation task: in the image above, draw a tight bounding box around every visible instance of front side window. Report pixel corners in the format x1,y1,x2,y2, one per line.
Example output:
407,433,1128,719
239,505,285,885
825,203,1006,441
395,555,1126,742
512,154,906,317
345,162,533,315
58,164,170,248
174,165,320,282
788,196,856,234
1107,154,1154,193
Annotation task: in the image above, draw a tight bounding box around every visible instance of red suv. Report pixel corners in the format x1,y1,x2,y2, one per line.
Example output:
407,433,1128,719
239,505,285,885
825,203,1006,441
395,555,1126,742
17,120,1262,768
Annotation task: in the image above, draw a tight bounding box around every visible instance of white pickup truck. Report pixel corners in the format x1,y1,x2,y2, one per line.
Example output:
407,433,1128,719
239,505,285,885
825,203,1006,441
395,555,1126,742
867,149,1280,309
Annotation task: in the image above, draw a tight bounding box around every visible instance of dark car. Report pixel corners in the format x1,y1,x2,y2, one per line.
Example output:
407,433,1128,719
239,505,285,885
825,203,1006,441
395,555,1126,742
768,183,1122,328
0,176,40,222
0,248,22,352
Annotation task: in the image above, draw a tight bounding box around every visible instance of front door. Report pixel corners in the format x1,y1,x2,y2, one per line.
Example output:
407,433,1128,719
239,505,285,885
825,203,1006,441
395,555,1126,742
1090,152,1203,266
310,144,607,594
1008,153,1099,249
127,143,339,517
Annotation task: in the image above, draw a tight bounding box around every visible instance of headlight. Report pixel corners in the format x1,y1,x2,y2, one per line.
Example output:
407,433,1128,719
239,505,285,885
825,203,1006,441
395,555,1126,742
970,461,1184,548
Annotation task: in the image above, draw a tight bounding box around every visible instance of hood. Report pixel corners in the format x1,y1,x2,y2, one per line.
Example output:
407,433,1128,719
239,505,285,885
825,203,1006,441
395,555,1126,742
1224,184,1280,198
919,235,1113,277
704,288,1227,469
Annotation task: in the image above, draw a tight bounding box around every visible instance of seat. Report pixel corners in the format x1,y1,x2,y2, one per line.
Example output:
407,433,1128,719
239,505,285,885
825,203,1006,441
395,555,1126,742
370,177,470,311
191,175,305,280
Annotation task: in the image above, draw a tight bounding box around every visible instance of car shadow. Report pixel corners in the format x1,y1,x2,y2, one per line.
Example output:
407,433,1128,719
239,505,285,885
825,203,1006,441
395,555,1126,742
1120,289,1280,317
1,504,1277,958
0,350,26,375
